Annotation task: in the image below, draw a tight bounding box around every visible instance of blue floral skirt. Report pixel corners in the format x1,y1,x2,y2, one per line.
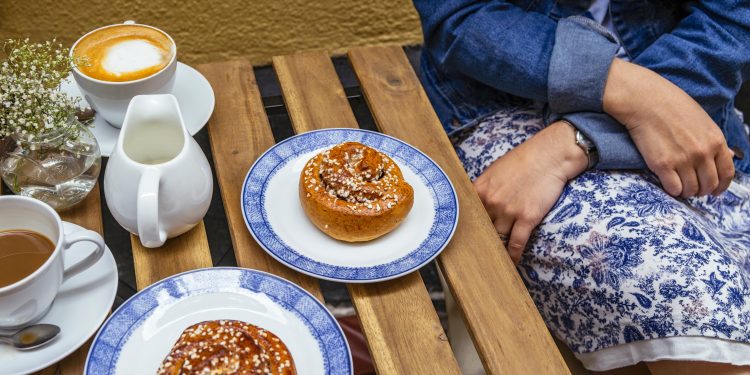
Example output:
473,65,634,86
451,104,750,371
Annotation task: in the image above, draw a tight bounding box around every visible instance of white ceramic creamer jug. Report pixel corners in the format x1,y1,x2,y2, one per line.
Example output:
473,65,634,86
104,94,212,248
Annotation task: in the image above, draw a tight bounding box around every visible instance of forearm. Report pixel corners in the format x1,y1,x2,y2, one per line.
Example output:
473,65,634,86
601,59,663,127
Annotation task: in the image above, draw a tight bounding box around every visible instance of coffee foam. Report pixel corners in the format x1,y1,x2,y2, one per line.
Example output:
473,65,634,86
74,25,174,82
102,39,166,75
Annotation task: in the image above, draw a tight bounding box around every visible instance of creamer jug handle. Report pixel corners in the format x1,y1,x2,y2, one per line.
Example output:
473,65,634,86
137,167,167,248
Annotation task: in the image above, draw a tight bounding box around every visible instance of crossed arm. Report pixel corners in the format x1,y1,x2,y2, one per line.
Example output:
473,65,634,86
414,0,750,261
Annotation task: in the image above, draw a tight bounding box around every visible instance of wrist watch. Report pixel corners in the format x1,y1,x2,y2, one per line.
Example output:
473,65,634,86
562,120,598,169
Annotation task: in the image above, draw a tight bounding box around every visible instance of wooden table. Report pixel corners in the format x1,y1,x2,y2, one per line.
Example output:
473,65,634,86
27,45,569,374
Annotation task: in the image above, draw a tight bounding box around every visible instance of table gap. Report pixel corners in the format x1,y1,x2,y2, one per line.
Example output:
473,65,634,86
255,66,296,143
194,128,238,269
97,157,137,308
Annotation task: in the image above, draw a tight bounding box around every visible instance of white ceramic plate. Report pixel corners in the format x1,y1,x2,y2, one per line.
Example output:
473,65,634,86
241,128,459,283
85,267,352,375
0,222,118,375
59,62,215,157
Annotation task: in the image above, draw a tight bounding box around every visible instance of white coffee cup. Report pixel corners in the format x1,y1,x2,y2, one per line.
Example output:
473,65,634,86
0,196,105,328
70,21,178,128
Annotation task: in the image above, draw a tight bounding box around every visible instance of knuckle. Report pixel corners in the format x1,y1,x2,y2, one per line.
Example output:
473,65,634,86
485,193,504,207
709,133,726,148
710,140,725,151
651,158,673,172
692,146,712,161
672,154,689,167
516,211,533,223
504,204,521,217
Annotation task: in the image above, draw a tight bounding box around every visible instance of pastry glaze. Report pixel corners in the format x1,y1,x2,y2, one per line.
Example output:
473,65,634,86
299,142,414,242
157,320,296,374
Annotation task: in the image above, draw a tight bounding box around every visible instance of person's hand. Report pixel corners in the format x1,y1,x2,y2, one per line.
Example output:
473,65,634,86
603,59,735,197
474,121,588,264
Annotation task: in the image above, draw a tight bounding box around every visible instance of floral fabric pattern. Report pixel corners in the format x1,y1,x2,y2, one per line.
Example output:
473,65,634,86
451,105,750,355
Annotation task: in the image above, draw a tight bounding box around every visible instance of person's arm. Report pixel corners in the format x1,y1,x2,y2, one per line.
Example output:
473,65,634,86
562,3,749,177
416,1,743,177
574,2,748,196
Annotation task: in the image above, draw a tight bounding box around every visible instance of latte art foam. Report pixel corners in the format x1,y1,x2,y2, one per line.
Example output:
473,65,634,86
101,39,167,76
74,25,174,82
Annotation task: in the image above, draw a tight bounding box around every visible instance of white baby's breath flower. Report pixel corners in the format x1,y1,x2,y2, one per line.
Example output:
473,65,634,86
0,38,82,142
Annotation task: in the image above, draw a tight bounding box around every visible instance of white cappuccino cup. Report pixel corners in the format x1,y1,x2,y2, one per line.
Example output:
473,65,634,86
70,21,177,127
0,196,105,328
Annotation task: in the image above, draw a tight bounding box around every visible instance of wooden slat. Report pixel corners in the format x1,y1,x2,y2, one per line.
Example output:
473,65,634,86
131,222,212,290
273,50,460,375
197,60,323,300
348,45,569,374
55,184,105,375
60,183,104,233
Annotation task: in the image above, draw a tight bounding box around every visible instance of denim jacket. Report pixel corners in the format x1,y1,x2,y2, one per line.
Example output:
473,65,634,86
413,0,750,173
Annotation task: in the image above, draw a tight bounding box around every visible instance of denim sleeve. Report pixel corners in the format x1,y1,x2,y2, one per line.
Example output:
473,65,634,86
413,1,623,108
547,17,620,113
559,112,646,170
412,0,557,101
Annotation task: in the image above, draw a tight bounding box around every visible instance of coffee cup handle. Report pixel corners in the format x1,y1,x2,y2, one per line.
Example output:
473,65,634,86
137,167,167,248
62,230,105,281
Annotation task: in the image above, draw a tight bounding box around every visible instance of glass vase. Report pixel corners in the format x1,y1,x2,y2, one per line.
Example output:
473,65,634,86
0,120,101,211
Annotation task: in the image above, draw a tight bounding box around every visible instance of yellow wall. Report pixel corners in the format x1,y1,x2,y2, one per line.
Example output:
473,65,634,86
0,0,423,65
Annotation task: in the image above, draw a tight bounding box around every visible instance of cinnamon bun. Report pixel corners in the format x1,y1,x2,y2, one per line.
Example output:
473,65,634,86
157,320,295,375
299,142,414,242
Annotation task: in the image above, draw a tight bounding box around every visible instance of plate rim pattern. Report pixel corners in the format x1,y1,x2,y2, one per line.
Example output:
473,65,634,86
241,128,459,282
84,267,352,375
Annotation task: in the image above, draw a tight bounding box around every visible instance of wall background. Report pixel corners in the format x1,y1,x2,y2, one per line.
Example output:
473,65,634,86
0,0,424,65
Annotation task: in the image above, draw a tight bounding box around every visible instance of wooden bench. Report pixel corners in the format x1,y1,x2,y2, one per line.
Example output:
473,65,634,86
25,45,570,374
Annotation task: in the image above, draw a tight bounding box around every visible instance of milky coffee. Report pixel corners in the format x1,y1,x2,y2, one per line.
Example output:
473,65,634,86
73,24,174,82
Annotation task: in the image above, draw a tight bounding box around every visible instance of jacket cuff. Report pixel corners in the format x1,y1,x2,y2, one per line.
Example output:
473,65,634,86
548,16,620,114
557,112,645,170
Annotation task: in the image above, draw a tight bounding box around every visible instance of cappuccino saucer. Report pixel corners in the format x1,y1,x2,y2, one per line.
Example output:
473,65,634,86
59,62,215,157
0,222,118,375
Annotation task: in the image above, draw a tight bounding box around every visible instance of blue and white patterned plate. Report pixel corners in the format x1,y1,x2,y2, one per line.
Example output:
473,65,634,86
85,267,352,375
241,128,459,283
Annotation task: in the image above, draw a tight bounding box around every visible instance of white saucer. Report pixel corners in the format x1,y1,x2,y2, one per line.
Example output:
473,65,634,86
59,62,215,157
0,222,118,375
